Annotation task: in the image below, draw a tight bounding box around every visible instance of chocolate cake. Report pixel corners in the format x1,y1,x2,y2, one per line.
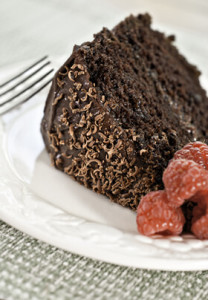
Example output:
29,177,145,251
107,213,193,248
41,14,208,210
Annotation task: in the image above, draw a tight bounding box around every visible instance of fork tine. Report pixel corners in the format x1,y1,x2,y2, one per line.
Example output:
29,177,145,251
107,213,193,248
0,61,51,97
0,68,54,107
0,56,48,88
0,77,53,115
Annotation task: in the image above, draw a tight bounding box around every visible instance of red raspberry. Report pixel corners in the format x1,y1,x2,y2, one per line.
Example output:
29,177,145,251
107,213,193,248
136,190,185,236
163,159,208,208
192,202,206,224
191,215,208,239
190,191,208,239
173,142,208,170
190,192,207,223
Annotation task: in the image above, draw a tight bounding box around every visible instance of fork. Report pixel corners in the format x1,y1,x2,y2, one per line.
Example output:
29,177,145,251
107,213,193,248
0,56,54,115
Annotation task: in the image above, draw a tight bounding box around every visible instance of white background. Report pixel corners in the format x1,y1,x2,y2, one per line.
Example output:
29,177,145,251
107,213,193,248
1,0,208,82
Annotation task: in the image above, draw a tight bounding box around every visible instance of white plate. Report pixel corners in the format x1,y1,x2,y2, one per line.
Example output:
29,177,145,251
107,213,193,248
0,50,208,271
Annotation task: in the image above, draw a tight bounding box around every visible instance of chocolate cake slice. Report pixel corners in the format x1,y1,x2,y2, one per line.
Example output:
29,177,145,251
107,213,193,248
41,14,208,210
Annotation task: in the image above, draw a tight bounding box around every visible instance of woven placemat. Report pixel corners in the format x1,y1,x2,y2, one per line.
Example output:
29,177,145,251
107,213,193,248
0,220,207,300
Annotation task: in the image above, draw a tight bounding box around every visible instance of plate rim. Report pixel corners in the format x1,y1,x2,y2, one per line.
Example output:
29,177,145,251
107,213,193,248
1,60,208,272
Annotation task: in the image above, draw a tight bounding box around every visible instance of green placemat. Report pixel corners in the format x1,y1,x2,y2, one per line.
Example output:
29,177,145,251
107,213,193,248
0,220,207,300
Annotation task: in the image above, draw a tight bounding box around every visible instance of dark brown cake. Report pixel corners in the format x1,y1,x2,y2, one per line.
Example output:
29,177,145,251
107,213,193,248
41,14,208,210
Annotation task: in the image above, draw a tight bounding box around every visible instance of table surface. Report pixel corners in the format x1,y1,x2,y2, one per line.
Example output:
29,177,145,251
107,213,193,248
1,0,208,299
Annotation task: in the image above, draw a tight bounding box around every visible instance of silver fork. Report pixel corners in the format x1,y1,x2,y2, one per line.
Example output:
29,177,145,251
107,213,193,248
0,56,54,115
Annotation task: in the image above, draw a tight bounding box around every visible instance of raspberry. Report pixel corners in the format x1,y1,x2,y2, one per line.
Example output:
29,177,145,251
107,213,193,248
173,142,208,170
191,215,208,239
136,190,185,236
190,192,207,222
136,141,208,239
190,191,208,239
192,202,206,224
163,159,208,208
